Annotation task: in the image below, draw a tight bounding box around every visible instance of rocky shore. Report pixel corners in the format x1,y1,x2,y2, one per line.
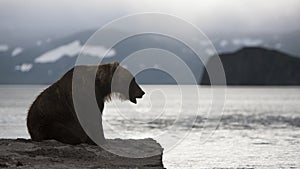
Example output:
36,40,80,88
0,138,164,169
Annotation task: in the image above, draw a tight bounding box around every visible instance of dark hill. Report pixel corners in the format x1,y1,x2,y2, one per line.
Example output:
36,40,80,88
201,47,300,85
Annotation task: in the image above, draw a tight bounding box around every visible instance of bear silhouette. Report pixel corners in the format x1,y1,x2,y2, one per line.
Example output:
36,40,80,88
27,62,145,145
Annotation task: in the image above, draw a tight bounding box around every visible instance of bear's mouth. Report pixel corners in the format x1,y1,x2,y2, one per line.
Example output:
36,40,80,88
129,91,145,104
130,98,137,104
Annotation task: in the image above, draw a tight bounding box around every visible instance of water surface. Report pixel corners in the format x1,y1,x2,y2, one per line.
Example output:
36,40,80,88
0,85,299,168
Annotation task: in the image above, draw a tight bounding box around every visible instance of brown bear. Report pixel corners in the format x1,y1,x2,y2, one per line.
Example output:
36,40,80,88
27,62,145,145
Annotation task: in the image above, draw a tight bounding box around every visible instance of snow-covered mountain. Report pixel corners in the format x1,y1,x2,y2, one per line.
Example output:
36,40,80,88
0,29,299,84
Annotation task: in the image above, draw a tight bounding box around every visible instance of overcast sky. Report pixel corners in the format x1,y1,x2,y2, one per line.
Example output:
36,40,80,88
0,0,299,39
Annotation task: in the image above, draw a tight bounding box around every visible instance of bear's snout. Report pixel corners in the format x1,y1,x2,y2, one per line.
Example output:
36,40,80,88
129,88,145,104
135,90,145,98
129,79,145,104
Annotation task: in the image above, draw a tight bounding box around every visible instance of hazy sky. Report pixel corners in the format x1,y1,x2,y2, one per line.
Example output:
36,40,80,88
0,0,299,39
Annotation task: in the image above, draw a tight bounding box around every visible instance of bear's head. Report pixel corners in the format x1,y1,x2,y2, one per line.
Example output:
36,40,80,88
97,61,145,104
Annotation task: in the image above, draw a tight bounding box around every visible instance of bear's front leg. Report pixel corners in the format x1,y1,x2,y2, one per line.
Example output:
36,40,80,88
45,122,84,145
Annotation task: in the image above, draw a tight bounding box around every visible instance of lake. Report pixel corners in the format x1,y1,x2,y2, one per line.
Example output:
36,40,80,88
0,85,299,168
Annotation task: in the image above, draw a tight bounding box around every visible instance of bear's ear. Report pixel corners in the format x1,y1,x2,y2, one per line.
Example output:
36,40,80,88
113,61,119,67
111,61,120,72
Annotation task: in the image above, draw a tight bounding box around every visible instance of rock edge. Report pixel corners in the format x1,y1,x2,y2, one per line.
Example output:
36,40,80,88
0,138,164,169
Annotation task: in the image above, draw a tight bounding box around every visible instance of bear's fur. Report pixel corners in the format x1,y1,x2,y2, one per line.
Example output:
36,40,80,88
27,62,145,145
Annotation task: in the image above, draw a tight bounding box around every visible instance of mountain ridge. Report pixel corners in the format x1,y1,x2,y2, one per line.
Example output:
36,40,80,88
201,47,300,85
1,29,300,85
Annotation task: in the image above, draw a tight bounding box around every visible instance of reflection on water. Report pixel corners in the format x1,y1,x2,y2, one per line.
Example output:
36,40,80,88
0,85,299,168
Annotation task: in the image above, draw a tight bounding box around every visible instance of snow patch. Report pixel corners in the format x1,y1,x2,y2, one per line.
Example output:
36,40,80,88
35,41,80,63
0,45,9,52
153,64,160,69
15,63,33,72
205,48,215,56
11,47,23,57
232,38,263,46
199,40,211,47
139,63,146,69
48,69,53,75
220,40,228,48
36,40,42,46
82,45,116,58
35,41,116,63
